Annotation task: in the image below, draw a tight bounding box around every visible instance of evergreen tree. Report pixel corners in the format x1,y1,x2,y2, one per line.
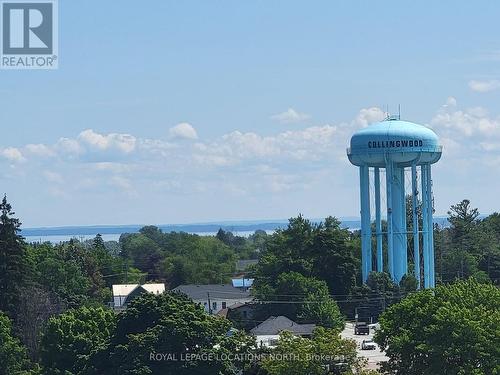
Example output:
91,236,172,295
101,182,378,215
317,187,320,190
0,195,27,317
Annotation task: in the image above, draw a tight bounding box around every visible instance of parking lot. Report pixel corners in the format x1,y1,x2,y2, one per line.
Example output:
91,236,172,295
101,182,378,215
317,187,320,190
340,323,388,370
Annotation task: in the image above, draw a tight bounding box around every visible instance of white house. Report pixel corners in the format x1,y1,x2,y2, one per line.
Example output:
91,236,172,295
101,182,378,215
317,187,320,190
111,283,165,310
173,284,253,315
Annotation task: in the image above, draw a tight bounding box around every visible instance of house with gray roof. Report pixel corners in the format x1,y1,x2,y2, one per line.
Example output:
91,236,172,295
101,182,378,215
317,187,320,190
173,284,253,315
250,316,316,347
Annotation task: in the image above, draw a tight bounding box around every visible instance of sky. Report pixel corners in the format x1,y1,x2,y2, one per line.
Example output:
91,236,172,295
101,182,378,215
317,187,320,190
1,1,500,227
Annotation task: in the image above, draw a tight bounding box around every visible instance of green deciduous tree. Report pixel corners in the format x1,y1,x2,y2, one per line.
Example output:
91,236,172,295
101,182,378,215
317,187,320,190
40,306,116,375
27,243,95,307
0,311,32,375
92,292,254,375
161,234,236,286
254,216,358,303
375,279,500,375
120,233,164,281
260,327,369,375
255,271,344,330
347,272,402,322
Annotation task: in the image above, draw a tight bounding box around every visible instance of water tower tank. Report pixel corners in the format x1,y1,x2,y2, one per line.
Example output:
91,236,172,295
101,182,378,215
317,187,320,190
347,118,442,288
348,119,442,167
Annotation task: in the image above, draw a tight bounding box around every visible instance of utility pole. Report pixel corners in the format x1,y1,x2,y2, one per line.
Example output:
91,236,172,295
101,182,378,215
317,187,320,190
207,292,212,314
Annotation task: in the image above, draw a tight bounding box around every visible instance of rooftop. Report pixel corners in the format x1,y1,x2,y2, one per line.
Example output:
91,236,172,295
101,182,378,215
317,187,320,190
112,283,165,296
250,316,316,336
173,284,252,300
231,278,254,288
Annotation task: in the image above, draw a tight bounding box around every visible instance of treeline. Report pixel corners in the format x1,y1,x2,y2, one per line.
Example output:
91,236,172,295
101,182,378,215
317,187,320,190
119,226,265,286
435,199,500,284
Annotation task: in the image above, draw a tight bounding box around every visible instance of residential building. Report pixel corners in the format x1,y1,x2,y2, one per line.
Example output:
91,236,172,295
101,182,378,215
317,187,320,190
111,283,165,310
250,316,316,347
173,284,253,315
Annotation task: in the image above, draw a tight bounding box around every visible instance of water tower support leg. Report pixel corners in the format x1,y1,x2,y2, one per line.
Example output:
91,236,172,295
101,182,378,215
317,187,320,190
374,167,383,273
400,167,408,277
421,164,430,288
385,161,394,281
411,164,421,289
360,166,372,283
427,165,435,288
391,166,405,283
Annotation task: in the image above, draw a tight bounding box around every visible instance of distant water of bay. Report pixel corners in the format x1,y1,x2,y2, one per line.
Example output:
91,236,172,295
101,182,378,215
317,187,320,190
23,231,266,244
21,217,450,244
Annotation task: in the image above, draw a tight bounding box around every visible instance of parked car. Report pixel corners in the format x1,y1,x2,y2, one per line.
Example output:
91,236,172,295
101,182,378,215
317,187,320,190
354,322,369,335
361,339,376,350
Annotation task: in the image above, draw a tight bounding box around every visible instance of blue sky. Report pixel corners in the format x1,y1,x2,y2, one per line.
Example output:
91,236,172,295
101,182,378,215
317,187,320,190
1,1,500,226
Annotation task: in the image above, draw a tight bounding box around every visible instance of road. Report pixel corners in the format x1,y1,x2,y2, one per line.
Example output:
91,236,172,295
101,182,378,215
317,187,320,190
341,323,388,370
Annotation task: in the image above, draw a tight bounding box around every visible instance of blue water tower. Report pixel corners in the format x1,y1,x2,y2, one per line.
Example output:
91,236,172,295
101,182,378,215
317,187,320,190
347,117,442,288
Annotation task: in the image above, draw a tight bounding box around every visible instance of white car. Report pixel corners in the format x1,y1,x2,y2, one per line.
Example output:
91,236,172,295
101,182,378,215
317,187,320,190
361,339,376,350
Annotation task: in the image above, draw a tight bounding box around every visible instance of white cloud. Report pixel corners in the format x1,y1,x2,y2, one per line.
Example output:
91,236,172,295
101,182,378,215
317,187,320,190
91,162,132,173
431,101,500,138
468,79,500,93
1,147,25,162
444,96,457,108
271,108,310,124
24,143,56,158
56,137,84,155
429,97,500,161
353,107,386,127
168,123,198,140
78,129,136,153
194,124,340,168
6,103,500,217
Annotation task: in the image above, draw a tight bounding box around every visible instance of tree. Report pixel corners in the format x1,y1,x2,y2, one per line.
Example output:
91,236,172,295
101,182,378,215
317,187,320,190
40,306,116,375
120,233,165,280
375,279,500,375
254,216,358,304
14,284,64,360
447,200,481,257
399,274,418,293
92,292,254,375
311,217,359,297
162,235,236,286
478,213,500,284
0,195,27,317
438,200,498,283
260,328,370,375
255,271,344,330
448,199,480,233
347,272,401,322
27,243,93,307
0,311,32,375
